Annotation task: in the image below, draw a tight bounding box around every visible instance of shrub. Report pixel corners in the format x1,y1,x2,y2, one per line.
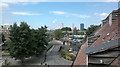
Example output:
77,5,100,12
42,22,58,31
2,51,10,56
60,49,75,61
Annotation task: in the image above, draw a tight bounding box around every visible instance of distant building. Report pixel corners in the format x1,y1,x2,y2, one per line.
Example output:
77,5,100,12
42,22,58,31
71,24,74,31
61,23,64,29
0,25,11,38
80,23,84,30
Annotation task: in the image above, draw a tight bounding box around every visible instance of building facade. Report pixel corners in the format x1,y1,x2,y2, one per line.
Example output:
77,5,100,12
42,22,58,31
80,23,84,30
0,25,11,38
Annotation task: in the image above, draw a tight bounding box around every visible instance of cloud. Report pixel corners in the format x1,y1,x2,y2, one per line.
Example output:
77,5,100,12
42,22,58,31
52,19,57,23
94,12,108,19
51,11,67,15
11,12,41,15
100,13,108,16
50,11,90,18
72,14,90,18
0,2,9,10
94,12,108,17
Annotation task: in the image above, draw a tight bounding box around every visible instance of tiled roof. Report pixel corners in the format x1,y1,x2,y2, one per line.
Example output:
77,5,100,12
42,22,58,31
86,38,120,55
73,8,120,66
73,42,88,65
91,8,120,46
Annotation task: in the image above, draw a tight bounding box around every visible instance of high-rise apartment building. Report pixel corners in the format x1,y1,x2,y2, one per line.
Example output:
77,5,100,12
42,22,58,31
80,23,84,30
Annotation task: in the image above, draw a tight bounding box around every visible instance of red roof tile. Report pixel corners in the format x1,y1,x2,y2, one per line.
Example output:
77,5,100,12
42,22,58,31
73,42,88,65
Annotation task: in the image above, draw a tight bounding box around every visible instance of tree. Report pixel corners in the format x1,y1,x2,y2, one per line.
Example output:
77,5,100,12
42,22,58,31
9,22,49,62
38,26,48,50
31,26,48,55
46,30,54,42
54,29,63,40
9,22,33,62
86,25,100,36
78,32,85,35
73,27,78,35
2,33,6,43
61,27,72,31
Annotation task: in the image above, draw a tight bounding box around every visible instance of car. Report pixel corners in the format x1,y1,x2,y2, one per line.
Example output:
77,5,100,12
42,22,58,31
68,48,73,52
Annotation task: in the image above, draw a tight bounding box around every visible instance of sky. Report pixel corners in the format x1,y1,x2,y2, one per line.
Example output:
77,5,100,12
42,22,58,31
0,0,119,30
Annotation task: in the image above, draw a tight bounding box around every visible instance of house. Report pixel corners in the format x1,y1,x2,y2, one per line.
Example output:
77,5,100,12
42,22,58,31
73,8,120,67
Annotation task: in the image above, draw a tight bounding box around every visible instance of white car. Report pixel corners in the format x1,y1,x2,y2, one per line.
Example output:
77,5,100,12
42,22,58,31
69,48,73,52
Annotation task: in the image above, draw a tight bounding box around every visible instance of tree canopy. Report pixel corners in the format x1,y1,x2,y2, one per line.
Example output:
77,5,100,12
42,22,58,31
73,27,78,35
2,33,6,43
61,27,72,31
54,29,63,40
9,22,48,61
86,25,100,36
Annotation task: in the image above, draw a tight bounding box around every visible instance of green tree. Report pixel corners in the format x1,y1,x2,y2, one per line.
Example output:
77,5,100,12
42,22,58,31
9,22,33,62
54,29,63,40
33,26,48,55
61,27,72,31
78,31,86,35
46,30,54,42
86,25,100,35
2,33,6,43
9,22,49,62
73,27,78,35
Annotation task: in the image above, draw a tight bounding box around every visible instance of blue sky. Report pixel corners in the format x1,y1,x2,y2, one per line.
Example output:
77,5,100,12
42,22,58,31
1,2,119,30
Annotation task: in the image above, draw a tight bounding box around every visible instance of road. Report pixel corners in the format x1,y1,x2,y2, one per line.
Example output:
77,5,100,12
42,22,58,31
44,40,73,65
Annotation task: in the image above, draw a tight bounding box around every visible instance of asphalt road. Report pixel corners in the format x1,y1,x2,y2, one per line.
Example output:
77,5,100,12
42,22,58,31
44,41,73,65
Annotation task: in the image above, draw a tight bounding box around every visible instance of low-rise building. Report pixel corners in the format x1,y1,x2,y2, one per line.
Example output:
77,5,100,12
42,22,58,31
0,25,11,38
73,8,120,67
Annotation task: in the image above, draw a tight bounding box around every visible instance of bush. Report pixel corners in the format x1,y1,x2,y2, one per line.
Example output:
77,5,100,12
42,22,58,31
2,51,10,56
60,39,64,42
4,40,12,46
60,49,75,61
67,53,75,61
60,49,67,57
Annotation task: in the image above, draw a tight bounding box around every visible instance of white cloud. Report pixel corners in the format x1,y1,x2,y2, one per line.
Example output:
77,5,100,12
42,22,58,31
94,12,108,17
100,13,108,16
50,11,90,18
72,14,90,18
51,11,67,15
52,19,57,23
94,12,109,19
0,2,9,10
11,12,41,15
